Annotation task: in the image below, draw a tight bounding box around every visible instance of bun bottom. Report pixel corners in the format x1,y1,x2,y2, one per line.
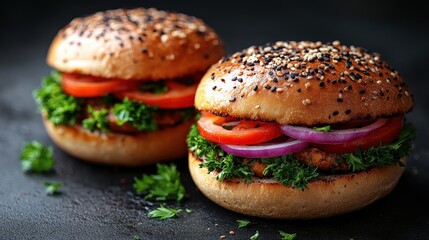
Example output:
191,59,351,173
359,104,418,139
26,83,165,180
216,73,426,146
43,116,193,166
189,153,405,219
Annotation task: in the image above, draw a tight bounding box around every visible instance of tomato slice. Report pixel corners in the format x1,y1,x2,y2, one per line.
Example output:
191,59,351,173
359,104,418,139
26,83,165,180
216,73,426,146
197,112,283,145
62,73,139,97
115,82,197,109
313,116,404,153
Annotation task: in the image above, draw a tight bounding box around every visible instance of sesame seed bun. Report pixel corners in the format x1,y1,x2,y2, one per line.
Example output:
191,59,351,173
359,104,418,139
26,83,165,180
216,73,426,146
195,41,413,125
43,115,193,166
189,153,406,219
47,8,225,80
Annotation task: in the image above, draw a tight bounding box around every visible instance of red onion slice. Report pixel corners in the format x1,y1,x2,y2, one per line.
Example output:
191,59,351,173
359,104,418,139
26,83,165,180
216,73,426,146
219,139,309,158
280,118,388,144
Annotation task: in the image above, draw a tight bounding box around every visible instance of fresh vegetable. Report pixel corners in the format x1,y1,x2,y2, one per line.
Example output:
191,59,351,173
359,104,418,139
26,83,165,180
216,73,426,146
115,82,197,109
280,118,388,144
61,73,139,97
314,116,404,153
20,141,55,173
34,72,81,125
113,98,157,131
148,205,182,220
279,230,297,240
261,155,318,190
44,182,62,195
341,123,415,171
250,231,260,240
133,164,186,202
82,106,109,132
237,219,251,228
197,112,283,145
219,139,308,158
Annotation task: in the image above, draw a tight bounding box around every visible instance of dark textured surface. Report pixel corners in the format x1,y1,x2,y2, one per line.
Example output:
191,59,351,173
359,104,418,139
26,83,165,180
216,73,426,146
1,1,429,239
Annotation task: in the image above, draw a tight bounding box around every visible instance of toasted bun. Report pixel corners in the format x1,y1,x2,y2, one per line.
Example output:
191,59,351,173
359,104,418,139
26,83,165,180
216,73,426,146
47,8,224,80
43,116,193,166
189,153,405,219
195,41,413,125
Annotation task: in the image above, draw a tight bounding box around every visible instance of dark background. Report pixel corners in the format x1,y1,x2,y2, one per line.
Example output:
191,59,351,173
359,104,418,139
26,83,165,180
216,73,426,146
1,1,428,239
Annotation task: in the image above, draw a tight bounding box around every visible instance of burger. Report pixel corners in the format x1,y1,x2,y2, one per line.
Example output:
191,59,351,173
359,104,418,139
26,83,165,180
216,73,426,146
34,8,224,166
187,41,415,219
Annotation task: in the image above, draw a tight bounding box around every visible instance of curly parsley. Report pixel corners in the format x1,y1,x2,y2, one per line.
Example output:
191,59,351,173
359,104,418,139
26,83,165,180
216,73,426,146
133,164,186,202
261,156,318,190
20,141,55,173
33,71,81,125
113,98,157,131
82,106,110,132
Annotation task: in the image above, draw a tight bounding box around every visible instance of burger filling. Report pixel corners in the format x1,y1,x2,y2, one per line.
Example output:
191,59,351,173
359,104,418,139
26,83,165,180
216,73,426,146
187,112,415,189
34,71,196,133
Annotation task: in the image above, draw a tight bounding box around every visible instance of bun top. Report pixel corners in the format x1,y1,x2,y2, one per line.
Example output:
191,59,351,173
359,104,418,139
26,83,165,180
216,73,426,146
47,8,225,80
195,41,414,125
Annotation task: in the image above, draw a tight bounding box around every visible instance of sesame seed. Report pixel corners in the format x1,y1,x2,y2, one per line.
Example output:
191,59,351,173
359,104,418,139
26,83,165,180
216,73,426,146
333,111,339,116
255,105,260,109
229,231,235,235
212,86,217,90
253,85,258,91
305,82,311,89
360,89,366,94
319,82,325,87
345,109,351,115
229,97,236,102
337,98,343,103
297,88,301,92
271,86,277,92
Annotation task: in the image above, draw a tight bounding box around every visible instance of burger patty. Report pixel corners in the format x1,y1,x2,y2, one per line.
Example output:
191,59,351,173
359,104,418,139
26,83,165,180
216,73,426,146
293,148,348,171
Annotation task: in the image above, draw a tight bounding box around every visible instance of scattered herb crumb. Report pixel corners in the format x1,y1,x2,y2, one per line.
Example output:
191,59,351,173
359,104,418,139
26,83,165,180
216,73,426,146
250,230,260,240
148,205,182,220
185,208,192,213
131,236,141,240
44,182,62,195
237,219,251,228
279,230,297,240
133,163,186,202
20,141,54,173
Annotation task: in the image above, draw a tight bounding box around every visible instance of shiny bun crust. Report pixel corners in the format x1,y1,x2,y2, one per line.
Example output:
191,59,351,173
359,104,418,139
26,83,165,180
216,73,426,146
195,41,413,125
43,116,193,166
189,153,405,219
47,8,225,80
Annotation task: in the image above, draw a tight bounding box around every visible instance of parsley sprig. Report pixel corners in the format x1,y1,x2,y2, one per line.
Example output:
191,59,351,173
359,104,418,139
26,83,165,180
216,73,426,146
20,141,55,173
279,230,297,240
34,72,81,125
44,182,63,195
237,219,251,228
82,106,110,132
133,164,186,202
148,205,182,220
261,156,318,190
113,98,157,131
